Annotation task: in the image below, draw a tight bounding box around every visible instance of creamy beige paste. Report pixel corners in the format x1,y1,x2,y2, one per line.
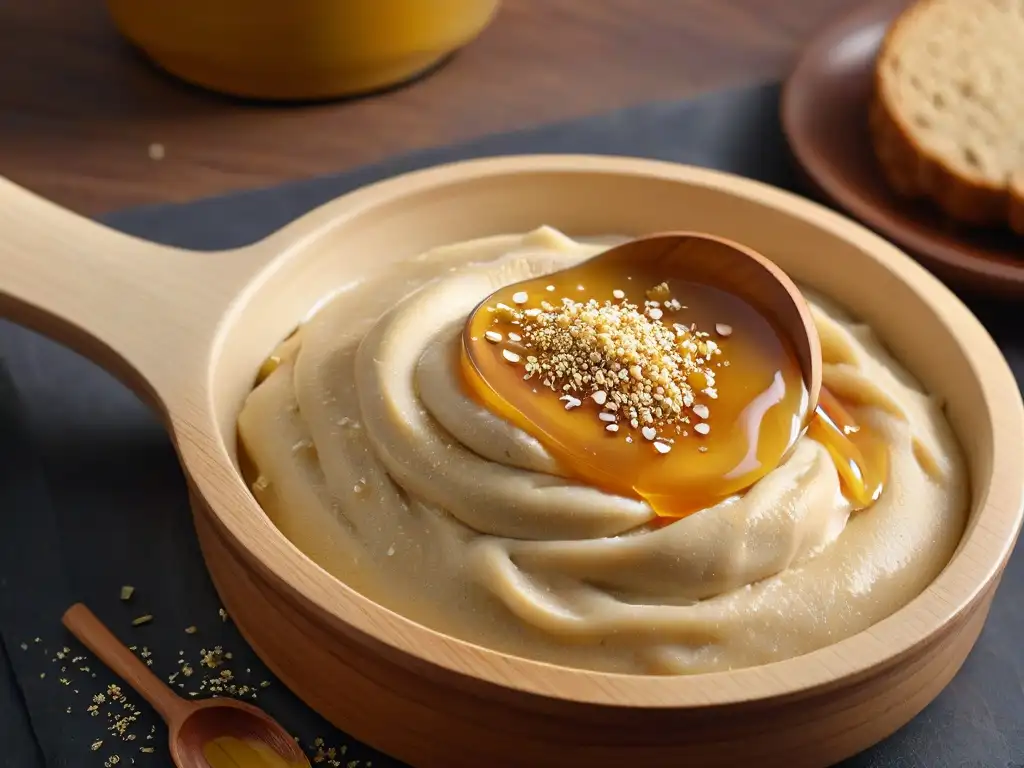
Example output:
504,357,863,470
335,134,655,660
238,227,968,674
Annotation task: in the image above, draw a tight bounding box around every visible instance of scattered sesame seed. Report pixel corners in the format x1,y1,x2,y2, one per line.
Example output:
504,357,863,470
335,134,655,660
694,422,711,435
692,404,710,420
488,283,723,444
484,330,502,343
606,424,619,433
91,740,103,751
641,426,657,441
653,442,672,454
598,412,616,423
507,332,522,342
512,291,529,305
184,626,197,634
715,323,733,337
612,289,625,300
546,285,556,292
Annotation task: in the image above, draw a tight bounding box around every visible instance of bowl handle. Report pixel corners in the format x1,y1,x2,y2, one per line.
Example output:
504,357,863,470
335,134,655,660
0,177,268,410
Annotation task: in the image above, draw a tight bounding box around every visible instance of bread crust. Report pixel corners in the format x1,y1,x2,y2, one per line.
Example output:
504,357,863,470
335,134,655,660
868,0,1024,235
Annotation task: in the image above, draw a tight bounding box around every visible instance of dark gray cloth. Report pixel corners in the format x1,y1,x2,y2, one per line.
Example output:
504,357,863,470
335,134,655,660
1,81,1022,768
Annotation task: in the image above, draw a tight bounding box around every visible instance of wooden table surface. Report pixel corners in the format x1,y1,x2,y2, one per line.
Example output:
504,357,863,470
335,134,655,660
0,0,860,216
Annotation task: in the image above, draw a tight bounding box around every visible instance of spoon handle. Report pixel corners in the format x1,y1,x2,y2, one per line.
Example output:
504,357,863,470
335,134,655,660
62,603,194,726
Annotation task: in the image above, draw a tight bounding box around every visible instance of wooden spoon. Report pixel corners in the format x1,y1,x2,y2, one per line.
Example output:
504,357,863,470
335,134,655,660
62,604,311,768
583,231,822,414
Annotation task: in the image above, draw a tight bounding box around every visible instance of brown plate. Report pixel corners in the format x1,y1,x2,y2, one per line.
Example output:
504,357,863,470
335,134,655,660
782,0,1024,296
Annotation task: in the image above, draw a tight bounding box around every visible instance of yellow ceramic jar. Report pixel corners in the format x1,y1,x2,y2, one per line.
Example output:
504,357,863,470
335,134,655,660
106,0,500,101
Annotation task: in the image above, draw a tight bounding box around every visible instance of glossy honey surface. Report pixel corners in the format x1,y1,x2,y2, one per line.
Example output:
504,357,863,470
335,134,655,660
463,252,883,518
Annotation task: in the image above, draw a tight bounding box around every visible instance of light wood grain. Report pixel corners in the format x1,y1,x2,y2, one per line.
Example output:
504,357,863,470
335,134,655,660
0,0,864,215
1,156,1021,767
62,604,310,768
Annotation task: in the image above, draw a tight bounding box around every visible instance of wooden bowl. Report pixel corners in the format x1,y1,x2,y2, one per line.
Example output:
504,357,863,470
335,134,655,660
781,0,1024,296
105,0,500,101
1,155,1021,768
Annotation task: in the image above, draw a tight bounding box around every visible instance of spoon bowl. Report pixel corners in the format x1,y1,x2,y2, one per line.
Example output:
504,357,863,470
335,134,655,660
591,231,822,409
62,604,310,768
462,230,823,516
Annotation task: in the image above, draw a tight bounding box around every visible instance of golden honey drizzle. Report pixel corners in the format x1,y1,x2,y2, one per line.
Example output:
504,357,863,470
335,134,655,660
202,736,306,768
462,258,886,519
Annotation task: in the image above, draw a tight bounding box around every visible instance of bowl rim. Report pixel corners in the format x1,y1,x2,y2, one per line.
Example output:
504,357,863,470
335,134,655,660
187,154,1024,708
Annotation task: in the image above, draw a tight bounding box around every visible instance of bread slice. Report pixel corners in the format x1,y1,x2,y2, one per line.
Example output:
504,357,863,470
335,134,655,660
869,0,1024,234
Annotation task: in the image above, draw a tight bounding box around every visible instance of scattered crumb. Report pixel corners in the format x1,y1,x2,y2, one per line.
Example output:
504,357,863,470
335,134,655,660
131,615,153,627
119,586,134,602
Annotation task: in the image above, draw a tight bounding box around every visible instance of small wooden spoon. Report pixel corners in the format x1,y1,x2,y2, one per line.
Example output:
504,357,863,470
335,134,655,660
62,604,311,768
586,231,822,413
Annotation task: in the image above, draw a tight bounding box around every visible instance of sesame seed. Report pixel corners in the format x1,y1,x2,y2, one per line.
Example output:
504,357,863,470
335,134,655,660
612,289,625,299
485,283,724,444
508,332,522,342
606,424,619,433
546,285,556,292
484,330,502,343
693,404,710,420
512,291,529,305
598,412,616,423
715,323,733,337
653,442,672,454
694,422,711,435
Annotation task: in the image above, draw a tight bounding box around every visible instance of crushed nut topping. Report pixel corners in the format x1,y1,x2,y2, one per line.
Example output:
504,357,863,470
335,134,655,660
486,283,724,451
